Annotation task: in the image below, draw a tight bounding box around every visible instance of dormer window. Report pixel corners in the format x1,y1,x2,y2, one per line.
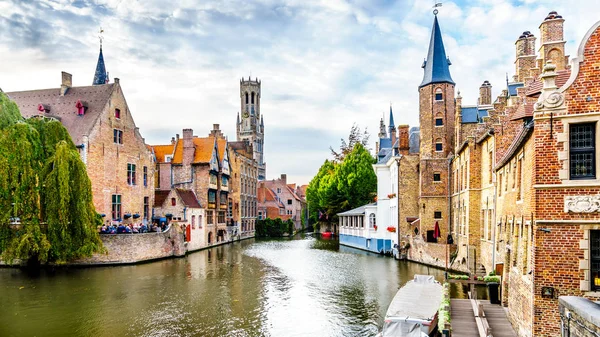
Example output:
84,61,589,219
75,100,87,116
37,104,50,113
115,108,121,119
165,155,173,163
435,88,443,101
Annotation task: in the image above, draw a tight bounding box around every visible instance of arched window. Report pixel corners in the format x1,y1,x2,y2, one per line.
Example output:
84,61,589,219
251,92,255,104
435,88,443,101
369,213,376,228
245,92,249,104
171,197,176,206
191,215,195,228
435,112,444,126
435,138,443,152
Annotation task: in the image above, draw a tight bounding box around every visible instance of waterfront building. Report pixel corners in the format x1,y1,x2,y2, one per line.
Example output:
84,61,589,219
337,203,379,252
237,77,266,180
229,139,258,238
153,188,206,250
385,10,600,337
152,125,231,244
257,174,305,230
6,46,155,222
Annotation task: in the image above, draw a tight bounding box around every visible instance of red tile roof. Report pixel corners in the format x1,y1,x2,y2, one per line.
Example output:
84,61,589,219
171,137,215,164
176,189,202,208
152,144,175,163
526,69,571,96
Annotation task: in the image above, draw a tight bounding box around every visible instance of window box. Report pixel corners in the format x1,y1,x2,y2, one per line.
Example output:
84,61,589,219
387,226,396,233
387,193,397,199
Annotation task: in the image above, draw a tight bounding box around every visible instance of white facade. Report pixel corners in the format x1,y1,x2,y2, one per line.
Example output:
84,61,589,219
373,154,400,250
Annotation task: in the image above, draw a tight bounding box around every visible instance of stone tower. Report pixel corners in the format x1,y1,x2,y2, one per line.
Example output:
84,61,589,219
538,11,567,71
417,13,455,243
236,77,266,180
515,31,537,82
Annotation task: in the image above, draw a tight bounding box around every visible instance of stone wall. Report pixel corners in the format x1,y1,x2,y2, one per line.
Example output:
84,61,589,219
559,296,600,337
406,235,463,272
72,225,185,265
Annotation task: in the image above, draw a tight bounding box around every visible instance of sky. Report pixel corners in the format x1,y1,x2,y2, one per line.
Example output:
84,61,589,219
0,0,598,185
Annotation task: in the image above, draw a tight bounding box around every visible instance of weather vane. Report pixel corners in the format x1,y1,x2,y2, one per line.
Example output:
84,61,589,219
433,1,442,15
98,27,104,47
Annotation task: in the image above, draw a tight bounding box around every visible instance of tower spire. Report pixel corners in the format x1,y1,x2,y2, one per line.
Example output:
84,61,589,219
93,27,108,85
388,103,395,135
419,13,454,88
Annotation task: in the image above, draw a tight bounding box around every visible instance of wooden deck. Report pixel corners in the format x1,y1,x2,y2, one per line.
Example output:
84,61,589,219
450,299,517,337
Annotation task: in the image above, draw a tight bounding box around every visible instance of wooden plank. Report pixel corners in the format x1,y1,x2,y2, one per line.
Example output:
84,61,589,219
481,301,517,337
450,299,479,337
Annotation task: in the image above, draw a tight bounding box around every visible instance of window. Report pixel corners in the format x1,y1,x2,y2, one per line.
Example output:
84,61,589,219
127,164,136,185
115,108,121,119
498,172,503,196
165,155,172,163
143,196,149,220
277,188,281,193
434,211,442,219
286,209,292,215
143,166,148,187
208,191,216,208
251,92,255,104
207,210,214,225
592,230,600,291
488,151,493,184
258,211,263,220
113,129,123,144
435,118,444,126
435,88,443,101
517,158,523,200
279,208,284,215
433,173,441,182
218,211,225,224
512,161,517,189
570,123,596,180
111,194,121,220
210,174,217,185
245,92,249,104
435,142,443,152
228,200,233,218
287,199,292,205
171,197,176,206
220,192,227,206
222,176,228,187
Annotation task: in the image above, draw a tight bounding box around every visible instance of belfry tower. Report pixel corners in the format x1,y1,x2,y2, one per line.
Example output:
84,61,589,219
236,77,266,180
418,12,455,243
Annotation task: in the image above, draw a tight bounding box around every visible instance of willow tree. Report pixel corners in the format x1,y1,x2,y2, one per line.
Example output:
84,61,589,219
0,92,102,264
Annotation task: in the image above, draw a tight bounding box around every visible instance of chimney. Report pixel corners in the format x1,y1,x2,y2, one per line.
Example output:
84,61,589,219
390,127,397,149
182,129,194,165
478,80,492,105
60,71,72,96
114,78,120,84
538,11,567,71
398,125,410,155
514,31,536,82
171,137,175,144
280,174,287,184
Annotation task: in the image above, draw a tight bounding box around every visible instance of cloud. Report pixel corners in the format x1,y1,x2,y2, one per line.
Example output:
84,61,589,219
0,0,598,185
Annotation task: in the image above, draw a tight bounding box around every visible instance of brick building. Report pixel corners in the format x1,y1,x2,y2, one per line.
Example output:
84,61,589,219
6,47,155,222
258,174,305,230
392,11,600,337
229,139,258,237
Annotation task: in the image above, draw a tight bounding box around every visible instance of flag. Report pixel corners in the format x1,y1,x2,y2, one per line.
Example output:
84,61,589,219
433,221,441,239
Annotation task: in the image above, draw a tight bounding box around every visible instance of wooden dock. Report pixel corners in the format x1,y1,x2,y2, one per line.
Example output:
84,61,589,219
450,299,516,337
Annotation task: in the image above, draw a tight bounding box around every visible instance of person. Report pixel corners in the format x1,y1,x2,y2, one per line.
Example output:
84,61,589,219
100,225,107,234
125,225,132,233
117,223,127,234
140,223,148,233
132,223,140,233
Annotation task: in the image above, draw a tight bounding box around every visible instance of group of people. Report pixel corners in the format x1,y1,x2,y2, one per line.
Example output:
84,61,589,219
99,221,169,234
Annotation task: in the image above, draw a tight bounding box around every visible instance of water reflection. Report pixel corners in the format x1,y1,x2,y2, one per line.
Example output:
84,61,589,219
0,236,464,337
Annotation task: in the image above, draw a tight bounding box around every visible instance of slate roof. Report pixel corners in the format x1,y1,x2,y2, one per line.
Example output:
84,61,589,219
461,107,488,123
510,99,535,120
419,15,454,88
409,127,420,153
176,189,202,208
495,120,534,170
93,47,108,85
7,84,115,144
507,82,524,96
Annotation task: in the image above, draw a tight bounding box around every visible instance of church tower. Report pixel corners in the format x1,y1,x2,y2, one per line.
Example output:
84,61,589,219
92,43,108,85
418,12,455,243
236,77,266,180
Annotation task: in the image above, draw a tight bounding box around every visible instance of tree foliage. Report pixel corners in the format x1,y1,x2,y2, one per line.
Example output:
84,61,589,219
0,92,103,264
307,140,376,226
255,218,294,238
330,123,370,162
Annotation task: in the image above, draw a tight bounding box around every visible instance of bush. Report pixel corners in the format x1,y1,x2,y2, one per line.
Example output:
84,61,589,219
438,283,451,331
255,218,294,238
448,274,469,280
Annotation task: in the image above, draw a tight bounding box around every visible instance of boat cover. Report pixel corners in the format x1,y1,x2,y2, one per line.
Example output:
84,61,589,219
381,275,442,337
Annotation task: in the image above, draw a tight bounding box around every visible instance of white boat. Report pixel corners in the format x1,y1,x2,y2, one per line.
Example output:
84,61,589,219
380,275,443,337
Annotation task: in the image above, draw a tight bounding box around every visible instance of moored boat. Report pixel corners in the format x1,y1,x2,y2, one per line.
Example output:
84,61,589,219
380,275,442,337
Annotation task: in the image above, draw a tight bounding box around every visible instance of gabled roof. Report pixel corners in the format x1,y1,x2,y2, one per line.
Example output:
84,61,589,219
152,144,175,163
526,69,571,96
93,47,108,85
7,84,115,144
154,190,171,207
419,15,455,88
175,189,202,208
495,120,534,170
171,137,215,164
216,138,227,163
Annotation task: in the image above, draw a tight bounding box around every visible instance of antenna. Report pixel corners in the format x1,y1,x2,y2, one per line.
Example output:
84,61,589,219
433,1,442,15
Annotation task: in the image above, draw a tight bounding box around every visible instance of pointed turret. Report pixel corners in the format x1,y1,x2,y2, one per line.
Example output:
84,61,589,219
388,104,395,135
419,15,454,88
93,47,108,85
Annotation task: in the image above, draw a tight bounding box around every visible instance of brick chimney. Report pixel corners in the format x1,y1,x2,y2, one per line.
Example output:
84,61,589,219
538,11,567,71
398,125,410,155
478,80,492,105
280,174,287,184
514,31,536,82
182,129,195,165
60,71,72,96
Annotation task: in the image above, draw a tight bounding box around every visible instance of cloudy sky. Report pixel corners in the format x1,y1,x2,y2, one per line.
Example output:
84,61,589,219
0,0,597,185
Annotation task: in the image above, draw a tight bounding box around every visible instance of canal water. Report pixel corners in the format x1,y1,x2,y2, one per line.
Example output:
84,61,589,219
0,235,467,337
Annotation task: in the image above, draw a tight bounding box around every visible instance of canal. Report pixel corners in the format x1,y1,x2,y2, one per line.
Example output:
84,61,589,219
0,235,466,337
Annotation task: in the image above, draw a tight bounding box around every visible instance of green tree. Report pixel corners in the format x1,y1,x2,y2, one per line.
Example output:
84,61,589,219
329,123,370,162
0,92,103,264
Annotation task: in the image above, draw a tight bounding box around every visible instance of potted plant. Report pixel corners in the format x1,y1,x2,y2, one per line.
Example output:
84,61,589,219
373,224,378,230
387,193,397,199
479,272,501,304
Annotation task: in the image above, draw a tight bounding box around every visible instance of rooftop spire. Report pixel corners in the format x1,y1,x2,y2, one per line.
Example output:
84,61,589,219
388,103,395,133
419,14,454,88
93,28,108,85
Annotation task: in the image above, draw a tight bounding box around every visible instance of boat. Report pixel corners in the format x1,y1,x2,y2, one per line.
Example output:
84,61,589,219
321,231,334,238
380,275,443,337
